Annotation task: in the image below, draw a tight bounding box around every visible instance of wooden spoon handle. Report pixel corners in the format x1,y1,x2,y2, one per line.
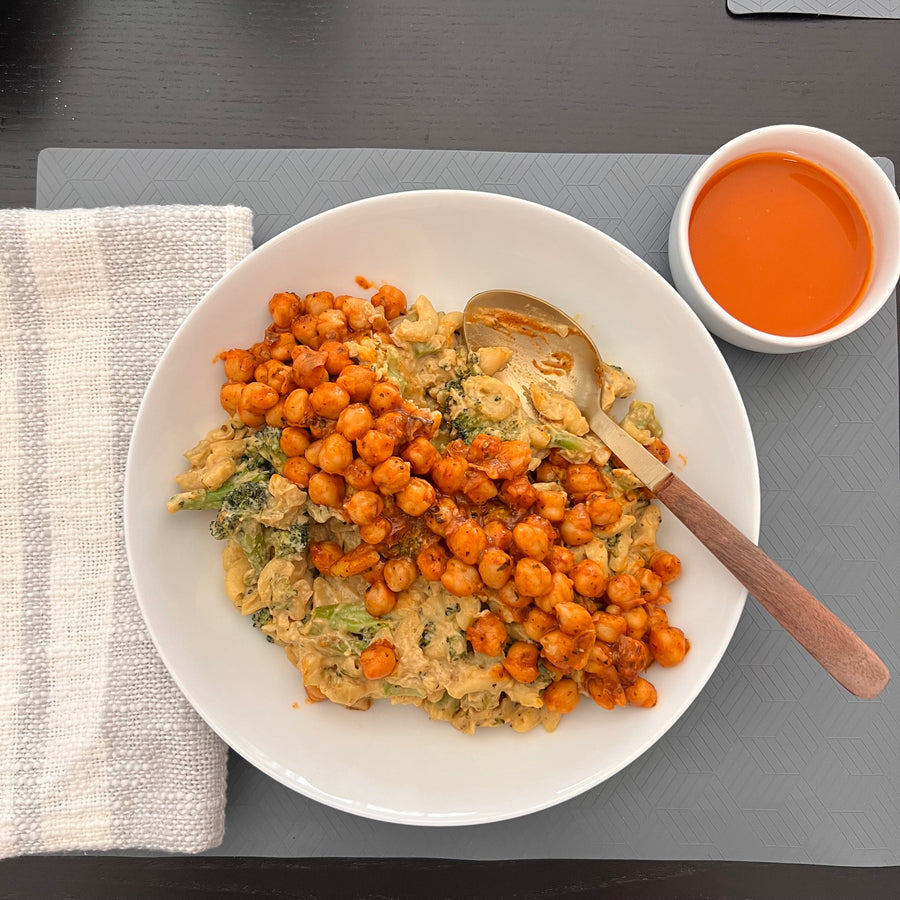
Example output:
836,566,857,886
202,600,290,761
654,472,890,699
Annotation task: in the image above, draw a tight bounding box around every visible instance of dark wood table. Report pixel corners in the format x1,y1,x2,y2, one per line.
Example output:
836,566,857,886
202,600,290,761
2,1,898,897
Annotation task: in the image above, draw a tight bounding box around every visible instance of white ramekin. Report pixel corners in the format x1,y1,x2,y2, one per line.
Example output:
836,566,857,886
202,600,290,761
668,124,900,353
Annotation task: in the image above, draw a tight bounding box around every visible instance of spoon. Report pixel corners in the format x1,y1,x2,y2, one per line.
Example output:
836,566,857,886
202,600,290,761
463,289,890,699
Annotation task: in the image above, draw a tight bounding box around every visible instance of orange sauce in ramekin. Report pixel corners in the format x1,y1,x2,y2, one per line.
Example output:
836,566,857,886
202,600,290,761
688,152,873,337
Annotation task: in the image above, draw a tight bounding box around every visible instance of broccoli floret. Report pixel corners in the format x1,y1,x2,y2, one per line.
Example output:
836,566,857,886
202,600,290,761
447,408,524,444
208,481,270,571
252,608,272,629
244,425,288,471
546,428,595,455
267,521,309,558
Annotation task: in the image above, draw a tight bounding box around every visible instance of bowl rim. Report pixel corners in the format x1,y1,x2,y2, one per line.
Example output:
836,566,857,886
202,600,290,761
670,123,900,351
125,188,761,825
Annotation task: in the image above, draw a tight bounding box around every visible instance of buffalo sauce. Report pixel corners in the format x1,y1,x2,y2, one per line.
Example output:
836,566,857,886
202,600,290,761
688,152,873,337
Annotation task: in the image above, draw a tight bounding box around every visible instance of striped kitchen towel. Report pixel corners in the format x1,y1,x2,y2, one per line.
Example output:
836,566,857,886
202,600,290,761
0,205,253,856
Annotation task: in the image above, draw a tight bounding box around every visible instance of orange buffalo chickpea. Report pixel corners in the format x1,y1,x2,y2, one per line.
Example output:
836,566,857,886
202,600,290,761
220,382,244,414
344,458,376,491
446,519,488,565
430,456,468,494
282,456,316,488
371,284,407,319
291,314,319,348
570,559,607,598
383,558,418,593
523,606,557,641
416,543,449,581
309,541,343,574
483,520,513,551
360,640,397,679
514,558,552,598
336,365,377,402
358,516,392,545
504,641,540,683
336,403,375,441
543,678,581,713
402,436,439,475
650,551,682,584
344,490,384,526
395,477,437,517
369,381,403,413
318,340,352,376
364,582,396,618
307,471,345,508
466,611,507,656
478,547,513,590
424,496,459,537
305,290,334,315
310,382,350,419
372,456,411,494
282,388,312,427
545,545,575,574
318,433,354,474
219,348,256,383
240,382,279,413
356,430,395,467
268,291,301,329
462,469,498,504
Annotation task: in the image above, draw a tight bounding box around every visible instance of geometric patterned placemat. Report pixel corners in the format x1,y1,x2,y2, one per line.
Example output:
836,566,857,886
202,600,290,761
37,147,900,865
729,0,900,16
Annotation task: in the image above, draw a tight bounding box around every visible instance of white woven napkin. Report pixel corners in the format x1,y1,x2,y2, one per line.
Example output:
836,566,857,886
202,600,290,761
0,204,254,857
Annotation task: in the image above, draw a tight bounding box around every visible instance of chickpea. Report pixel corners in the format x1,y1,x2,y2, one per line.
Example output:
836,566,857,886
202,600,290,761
545,545,576,574
637,567,663,601
523,606,557,642
254,359,294,394
319,340,352,376
478,548,513,590
466,611,508,656
483,520,513,551
369,381,403,413
504,641,540,683
646,438,670,462
373,411,406,445
570,559,608,599
446,519,488,565
245,375,282,412
625,677,657,708
220,382,244,414
269,332,298,363
645,605,669,631
364,581,396,618
535,571,575,614
540,629,594,672
650,551,683,584
559,503,594,546
236,401,265,428
514,558,552,598
356,429,395,467
606,573,642,610
429,456,468,494
535,460,566,483
564,463,606,498
336,365,377,403
304,439,323,468
334,403,373,441
593,611,627,644
264,399,286,427
310,382,350,420
424,496,460,537
248,341,272,363
268,292,302,329
383,558,418,592
344,490,384,526
341,296,376,331
291,313,319,348
318,433,354,474
543,678,581,713
497,580,531,609
360,640,397,679
555,600,595,636
499,476,537,510
330,544,381,578
359,516,392,544
584,670,626,710
283,388,312,426
371,284,407,319
623,606,649,641
307,471,345,508
220,348,256,383
282,456,316,487
395,477,437,517
441,558,483,597
416,543,449,581
279,426,311,458
309,541,343,574
586,492,623,527
344,458,375,491
316,308,349,342
291,346,329,390
649,626,687,667
304,290,334,315
495,441,533,479
462,469,498,505
372,456,411,495
402,437,439,475
534,490,567,523
512,520,550,561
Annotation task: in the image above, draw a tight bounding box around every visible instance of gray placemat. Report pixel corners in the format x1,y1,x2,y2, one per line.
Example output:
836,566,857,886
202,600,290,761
37,148,900,865
729,0,900,16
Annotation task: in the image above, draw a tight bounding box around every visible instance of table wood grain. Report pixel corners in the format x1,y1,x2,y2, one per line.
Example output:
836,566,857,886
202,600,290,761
1,1,898,897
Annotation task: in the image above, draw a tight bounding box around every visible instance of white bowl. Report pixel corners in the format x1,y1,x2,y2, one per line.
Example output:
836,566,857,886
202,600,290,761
668,124,900,354
126,189,760,825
